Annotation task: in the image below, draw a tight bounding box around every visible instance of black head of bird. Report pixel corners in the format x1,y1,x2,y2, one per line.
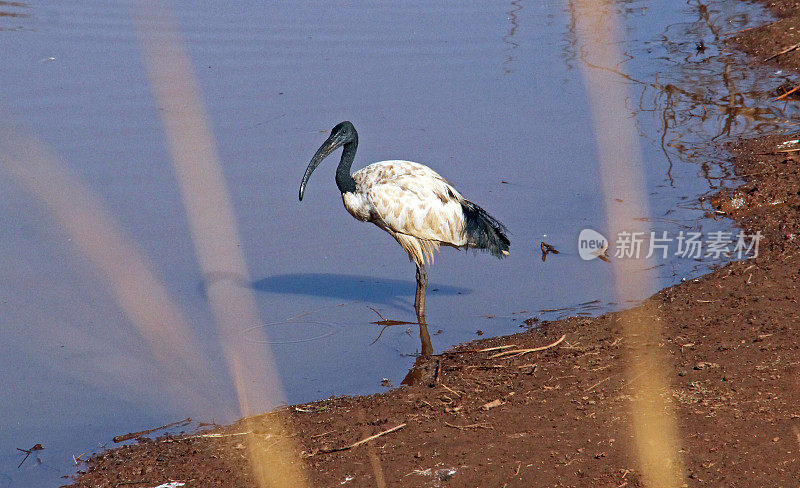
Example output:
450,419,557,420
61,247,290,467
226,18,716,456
299,121,358,201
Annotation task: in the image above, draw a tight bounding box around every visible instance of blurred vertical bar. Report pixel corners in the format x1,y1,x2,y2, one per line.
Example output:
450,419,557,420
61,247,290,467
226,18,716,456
129,1,308,486
0,123,214,413
571,1,684,486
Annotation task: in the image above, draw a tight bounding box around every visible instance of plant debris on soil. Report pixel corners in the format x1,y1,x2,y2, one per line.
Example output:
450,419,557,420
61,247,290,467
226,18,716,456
66,1,800,486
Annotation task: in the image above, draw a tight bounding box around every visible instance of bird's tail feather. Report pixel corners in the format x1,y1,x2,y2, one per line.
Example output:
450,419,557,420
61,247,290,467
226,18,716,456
461,201,510,258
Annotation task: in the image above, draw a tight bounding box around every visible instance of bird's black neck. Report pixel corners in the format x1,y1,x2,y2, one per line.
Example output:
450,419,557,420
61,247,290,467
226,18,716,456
336,138,358,194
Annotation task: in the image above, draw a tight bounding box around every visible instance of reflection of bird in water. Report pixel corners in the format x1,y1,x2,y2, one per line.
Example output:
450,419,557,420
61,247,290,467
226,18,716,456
299,121,510,338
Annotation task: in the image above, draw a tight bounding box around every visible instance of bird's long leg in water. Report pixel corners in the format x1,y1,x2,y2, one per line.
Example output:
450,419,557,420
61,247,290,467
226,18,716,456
418,322,433,356
415,263,427,323
415,264,433,355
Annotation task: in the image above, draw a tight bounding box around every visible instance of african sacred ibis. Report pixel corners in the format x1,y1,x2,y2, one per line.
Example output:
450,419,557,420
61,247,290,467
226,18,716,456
299,121,510,323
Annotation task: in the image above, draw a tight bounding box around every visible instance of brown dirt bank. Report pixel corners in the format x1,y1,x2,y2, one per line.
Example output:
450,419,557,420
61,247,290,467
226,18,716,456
67,2,800,487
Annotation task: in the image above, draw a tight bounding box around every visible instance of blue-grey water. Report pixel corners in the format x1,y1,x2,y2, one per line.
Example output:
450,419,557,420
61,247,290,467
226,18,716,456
0,0,797,485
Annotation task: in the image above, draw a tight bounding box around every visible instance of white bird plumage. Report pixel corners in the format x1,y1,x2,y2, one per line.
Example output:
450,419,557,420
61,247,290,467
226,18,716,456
345,160,468,266
299,121,509,331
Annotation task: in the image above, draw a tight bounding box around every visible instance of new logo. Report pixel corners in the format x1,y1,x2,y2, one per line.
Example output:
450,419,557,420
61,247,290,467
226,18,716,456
578,229,609,261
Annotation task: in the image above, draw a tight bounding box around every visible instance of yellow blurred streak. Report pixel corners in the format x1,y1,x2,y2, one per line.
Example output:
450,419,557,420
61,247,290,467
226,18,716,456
130,1,309,486
0,124,214,414
358,408,388,488
571,1,684,486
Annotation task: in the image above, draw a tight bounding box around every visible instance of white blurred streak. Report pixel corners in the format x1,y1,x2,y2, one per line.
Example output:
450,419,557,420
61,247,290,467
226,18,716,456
572,1,684,486
0,123,214,413
130,1,308,485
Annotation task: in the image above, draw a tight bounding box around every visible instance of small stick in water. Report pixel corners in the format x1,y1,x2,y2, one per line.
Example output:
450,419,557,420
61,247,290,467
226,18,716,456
113,418,192,443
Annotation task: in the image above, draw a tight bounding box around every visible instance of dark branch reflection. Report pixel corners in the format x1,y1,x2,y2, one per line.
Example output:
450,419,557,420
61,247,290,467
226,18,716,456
563,0,800,190
502,0,524,73
0,1,31,31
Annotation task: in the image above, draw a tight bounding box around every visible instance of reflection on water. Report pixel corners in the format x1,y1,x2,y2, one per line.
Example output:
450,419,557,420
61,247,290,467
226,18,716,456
502,0,523,73
0,0,798,486
565,0,798,190
0,1,28,15
401,350,439,386
256,274,440,357
253,273,469,308
0,1,29,31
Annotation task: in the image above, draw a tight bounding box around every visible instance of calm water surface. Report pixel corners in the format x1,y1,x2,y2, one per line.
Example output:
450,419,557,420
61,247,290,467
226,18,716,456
0,0,796,485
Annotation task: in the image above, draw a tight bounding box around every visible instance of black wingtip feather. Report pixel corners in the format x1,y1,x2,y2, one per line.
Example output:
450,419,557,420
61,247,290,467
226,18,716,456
460,201,510,258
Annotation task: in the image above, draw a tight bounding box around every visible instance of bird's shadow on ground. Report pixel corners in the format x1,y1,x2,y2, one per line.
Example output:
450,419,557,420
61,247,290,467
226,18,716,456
251,273,471,309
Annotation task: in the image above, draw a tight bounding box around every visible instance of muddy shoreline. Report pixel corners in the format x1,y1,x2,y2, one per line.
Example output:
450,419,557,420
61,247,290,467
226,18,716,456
66,1,800,486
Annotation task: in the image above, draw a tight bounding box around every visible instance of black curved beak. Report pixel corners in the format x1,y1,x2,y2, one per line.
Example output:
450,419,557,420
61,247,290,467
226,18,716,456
299,132,345,201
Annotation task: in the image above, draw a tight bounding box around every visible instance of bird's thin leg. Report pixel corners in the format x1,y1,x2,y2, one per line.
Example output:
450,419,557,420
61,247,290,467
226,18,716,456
415,263,432,356
418,321,433,356
415,263,428,324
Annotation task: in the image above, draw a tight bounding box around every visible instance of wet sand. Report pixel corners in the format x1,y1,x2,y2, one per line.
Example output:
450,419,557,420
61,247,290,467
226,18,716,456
65,0,800,486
